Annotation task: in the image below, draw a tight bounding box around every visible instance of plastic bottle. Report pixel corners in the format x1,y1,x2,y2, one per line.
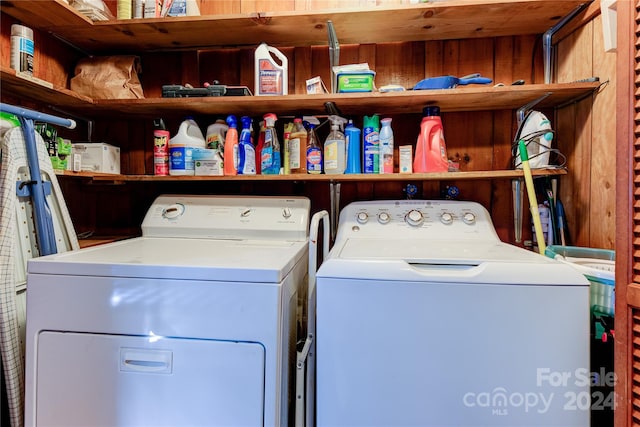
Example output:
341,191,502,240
289,118,308,174
379,118,394,174
254,43,288,96
306,123,323,174
283,122,293,175
237,116,256,175
255,120,266,174
323,115,347,175
153,118,170,176
223,115,239,176
344,120,362,174
11,24,34,75
261,113,281,174
363,115,380,174
169,118,206,176
206,119,228,153
414,106,449,173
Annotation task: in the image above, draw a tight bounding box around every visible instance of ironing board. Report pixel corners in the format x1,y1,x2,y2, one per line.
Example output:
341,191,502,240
0,111,79,427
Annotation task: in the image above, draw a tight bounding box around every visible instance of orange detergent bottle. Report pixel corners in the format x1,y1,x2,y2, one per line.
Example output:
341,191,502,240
413,106,449,173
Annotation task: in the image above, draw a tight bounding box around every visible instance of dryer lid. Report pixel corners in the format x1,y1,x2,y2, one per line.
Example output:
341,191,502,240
28,237,307,282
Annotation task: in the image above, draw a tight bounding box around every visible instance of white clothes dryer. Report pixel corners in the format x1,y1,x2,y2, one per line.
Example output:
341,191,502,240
315,199,590,426
25,195,310,427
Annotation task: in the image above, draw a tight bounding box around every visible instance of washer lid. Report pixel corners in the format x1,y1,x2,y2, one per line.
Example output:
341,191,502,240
28,237,307,282
318,239,589,286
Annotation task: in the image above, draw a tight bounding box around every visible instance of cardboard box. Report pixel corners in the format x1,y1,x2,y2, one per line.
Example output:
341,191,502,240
72,142,120,174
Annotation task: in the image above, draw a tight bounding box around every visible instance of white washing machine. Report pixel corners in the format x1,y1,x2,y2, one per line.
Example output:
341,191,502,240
315,200,591,426
25,195,310,427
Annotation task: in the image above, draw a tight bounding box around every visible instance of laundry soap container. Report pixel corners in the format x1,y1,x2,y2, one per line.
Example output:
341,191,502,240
169,118,206,176
545,245,615,317
255,43,288,96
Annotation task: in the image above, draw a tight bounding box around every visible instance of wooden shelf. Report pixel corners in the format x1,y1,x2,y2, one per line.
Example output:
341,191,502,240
1,66,598,117
1,0,588,52
56,168,567,182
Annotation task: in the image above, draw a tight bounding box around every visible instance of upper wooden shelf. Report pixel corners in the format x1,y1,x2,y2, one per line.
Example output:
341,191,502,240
57,168,567,182
1,67,599,118
1,0,590,52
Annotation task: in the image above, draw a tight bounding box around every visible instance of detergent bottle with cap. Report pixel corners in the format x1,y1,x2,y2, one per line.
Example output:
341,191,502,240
206,119,228,152
379,118,394,174
414,106,449,173
344,119,362,174
169,117,206,176
237,116,256,175
255,43,288,96
324,115,347,175
261,113,281,174
223,115,238,175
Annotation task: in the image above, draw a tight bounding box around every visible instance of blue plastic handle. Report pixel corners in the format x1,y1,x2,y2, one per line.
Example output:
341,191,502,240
457,76,493,85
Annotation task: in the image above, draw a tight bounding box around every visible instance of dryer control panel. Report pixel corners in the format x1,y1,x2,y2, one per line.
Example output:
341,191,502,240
141,195,310,241
337,200,500,242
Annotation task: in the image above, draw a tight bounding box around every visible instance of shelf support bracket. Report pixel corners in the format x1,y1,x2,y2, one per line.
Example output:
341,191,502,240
543,3,590,84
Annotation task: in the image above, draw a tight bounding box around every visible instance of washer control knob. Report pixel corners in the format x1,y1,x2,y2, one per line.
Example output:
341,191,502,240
356,212,369,224
282,207,292,219
463,212,476,225
405,209,424,226
162,203,185,220
378,212,391,224
440,212,454,225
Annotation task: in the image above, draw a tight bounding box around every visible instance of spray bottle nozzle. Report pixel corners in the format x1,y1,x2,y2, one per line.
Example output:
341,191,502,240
327,114,347,130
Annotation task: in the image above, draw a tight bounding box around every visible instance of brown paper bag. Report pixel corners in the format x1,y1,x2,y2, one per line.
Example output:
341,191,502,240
70,55,144,99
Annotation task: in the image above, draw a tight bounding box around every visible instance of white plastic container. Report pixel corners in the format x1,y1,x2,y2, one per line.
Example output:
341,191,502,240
169,118,206,176
254,43,288,96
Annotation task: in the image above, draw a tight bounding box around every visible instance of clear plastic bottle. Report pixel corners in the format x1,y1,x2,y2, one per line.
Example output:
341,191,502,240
260,113,281,174
323,116,347,175
379,118,394,174
306,123,323,174
289,118,308,174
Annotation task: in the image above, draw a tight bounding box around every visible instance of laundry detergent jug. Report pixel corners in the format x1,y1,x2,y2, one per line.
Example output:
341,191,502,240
255,43,288,96
413,106,449,173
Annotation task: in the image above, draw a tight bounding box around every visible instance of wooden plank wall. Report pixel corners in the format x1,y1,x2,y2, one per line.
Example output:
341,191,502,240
1,2,615,250
556,14,616,250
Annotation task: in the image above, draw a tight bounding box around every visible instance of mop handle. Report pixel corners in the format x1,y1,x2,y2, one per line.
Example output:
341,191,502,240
519,140,546,255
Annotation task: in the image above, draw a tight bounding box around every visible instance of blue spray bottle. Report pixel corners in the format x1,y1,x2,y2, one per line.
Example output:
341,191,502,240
261,113,281,174
237,116,256,175
345,119,362,174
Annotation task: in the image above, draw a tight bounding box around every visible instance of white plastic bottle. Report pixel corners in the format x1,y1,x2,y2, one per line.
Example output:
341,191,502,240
254,43,288,96
169,118,206,176
323,116,347,175
379,118,394,174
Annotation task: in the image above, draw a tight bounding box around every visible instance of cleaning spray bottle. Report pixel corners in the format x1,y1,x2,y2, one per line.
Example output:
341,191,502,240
261,113,281,174
306,120,323,174
255,120,265,174
223,115,238,175
363,115,380,174
237,116,256,175
379,118,394,174
344,119,362,174
414,106,449,173
323,115,347,175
